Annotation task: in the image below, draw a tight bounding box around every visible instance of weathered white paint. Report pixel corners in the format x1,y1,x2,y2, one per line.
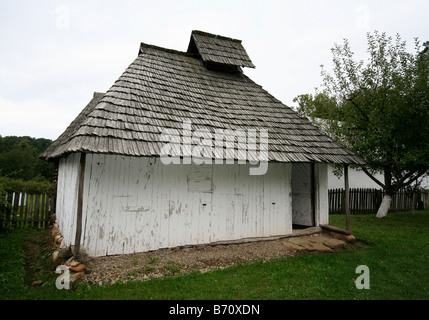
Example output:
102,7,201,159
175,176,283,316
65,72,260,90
376,195,392,218
55,153,81,246
315,163,329,226
55,153,329,257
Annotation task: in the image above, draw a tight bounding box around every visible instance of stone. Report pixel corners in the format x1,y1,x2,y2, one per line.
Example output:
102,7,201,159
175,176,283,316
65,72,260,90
65,257,74,266
69,264,86,272
281,241,304,250
69,271,85,284
300,242,333,252
51,223,60,238
53,247,73,266
308,235,332,244
323,238,346,249
57,246,73,260
75,248,89,264
55,234,64,246
70,246,89,264
330,232,356,243
71,260,81,267
52,250,59,265
288,236,312,245
345,235,356,243
31,280,43,286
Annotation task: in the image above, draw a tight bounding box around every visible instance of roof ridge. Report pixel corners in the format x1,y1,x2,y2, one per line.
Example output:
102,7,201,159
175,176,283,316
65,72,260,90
191,30,242,43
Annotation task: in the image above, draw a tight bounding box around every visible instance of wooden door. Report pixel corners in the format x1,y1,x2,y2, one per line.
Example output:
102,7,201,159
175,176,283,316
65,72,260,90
291,163,315,227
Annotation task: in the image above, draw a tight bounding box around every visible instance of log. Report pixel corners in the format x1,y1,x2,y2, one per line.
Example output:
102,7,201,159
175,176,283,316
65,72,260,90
320,224,352,235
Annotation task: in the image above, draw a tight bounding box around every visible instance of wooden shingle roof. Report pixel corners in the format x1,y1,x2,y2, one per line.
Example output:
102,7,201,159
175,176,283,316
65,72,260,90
187,30,255,68
41,31,364,165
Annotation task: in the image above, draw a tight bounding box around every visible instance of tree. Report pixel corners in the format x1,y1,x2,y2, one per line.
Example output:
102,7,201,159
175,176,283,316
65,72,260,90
294,31,429,218
0,136,55,181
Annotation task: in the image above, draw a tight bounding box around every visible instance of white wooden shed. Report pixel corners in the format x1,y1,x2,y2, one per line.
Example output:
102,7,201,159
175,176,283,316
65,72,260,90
41,31,364,257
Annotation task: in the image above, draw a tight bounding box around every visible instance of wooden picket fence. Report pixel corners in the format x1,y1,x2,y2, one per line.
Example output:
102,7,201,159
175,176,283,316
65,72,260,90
2,188,427,229
329,188,429,214
0,191,56,230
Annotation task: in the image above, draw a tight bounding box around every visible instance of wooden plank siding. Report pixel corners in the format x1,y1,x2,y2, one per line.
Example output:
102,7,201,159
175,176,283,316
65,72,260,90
82,153,293,256
55,153,329,257
55,153,81,245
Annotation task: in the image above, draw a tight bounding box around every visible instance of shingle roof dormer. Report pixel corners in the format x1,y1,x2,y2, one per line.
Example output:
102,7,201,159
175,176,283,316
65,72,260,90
187,30,255,69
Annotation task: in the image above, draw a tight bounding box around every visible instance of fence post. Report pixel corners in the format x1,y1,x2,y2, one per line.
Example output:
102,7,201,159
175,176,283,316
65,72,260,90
12,192,19,228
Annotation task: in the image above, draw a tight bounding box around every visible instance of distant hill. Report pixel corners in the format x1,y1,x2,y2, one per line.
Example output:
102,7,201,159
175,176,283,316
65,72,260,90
0,136,54,181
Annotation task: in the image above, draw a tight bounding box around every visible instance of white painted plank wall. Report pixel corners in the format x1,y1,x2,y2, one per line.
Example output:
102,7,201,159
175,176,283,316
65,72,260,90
315,163,329,225
78,154,293,256
55,153,81,246
56,154,328,257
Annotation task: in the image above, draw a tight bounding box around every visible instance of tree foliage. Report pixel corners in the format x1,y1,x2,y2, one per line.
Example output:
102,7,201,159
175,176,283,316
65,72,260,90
294,32,429,201
0,136,54,182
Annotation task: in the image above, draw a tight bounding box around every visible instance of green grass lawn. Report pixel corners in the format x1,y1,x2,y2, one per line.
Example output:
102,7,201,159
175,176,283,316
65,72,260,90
1,210,429,300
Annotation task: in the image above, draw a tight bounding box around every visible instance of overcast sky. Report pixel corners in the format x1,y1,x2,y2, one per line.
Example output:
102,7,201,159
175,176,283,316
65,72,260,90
0,0,428,140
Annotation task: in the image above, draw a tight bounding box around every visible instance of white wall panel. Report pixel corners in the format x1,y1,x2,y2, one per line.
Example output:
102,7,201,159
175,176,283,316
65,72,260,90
59,154,299,256
315,163,329,225
55,153,81,247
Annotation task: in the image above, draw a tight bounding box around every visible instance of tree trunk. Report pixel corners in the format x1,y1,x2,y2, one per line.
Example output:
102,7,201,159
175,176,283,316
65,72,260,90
376,167,393,218
376,195,392,218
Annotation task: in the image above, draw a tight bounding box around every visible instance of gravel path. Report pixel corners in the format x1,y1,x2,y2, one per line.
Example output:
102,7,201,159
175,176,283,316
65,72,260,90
82,232,350,286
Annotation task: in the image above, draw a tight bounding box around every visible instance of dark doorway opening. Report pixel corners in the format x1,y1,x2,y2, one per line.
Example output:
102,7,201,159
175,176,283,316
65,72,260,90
291,163,315,228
